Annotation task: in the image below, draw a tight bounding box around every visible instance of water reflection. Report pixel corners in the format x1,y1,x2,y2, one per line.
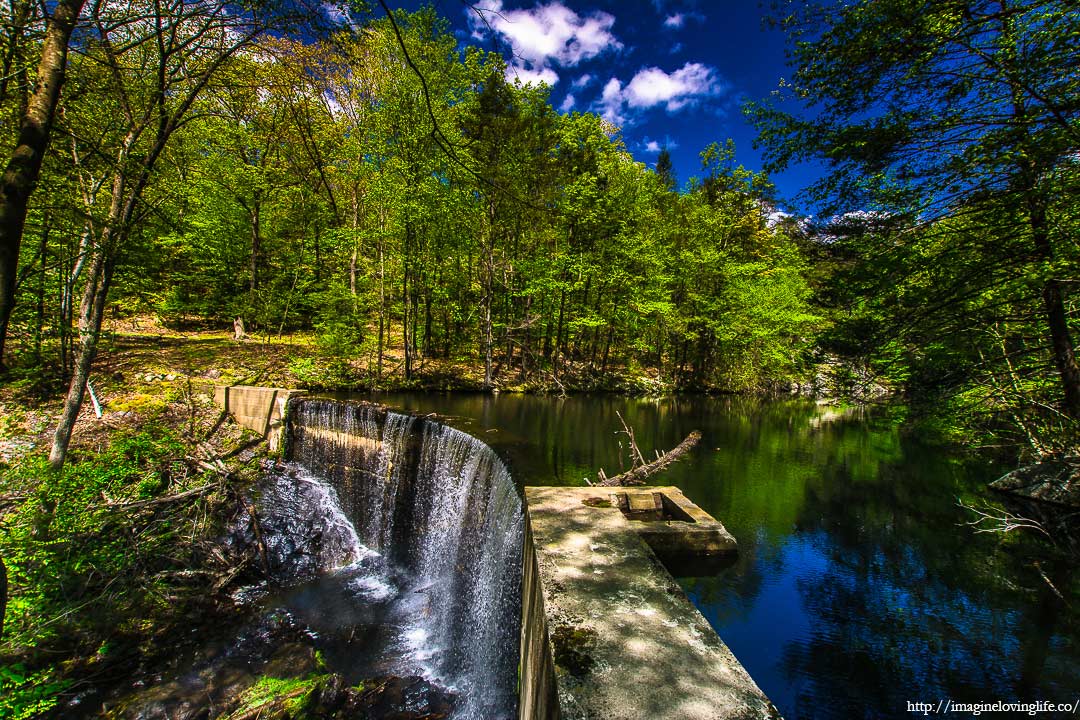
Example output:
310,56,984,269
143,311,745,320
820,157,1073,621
362,392,1080,720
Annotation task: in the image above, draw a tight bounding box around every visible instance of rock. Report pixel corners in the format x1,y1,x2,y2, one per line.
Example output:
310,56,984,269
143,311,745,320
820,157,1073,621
262,642,319,679
352,675,456,719
990,461,1080,507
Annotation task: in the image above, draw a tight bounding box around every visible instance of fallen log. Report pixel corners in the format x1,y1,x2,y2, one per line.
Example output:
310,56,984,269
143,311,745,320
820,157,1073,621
598,430,702,486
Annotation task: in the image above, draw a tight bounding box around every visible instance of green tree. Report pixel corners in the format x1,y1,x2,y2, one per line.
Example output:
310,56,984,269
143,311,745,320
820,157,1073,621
752,0,1080,427
0,0,85,371
47,0,302,468
655,147,675,191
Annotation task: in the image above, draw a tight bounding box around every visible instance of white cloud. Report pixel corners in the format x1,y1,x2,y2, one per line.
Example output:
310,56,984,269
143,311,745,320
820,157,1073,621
560,93,576,112
599,77,628,125
641,137,678,153
598,62,722,125
572,73,594,89
767,209,792,228
506,63,559,86
662,10,705,29
596,62,721,126
469,1,622,86
626,63,720,109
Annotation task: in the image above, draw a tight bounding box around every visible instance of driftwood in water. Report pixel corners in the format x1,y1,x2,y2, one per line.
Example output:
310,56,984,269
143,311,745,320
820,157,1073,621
598,429,702,486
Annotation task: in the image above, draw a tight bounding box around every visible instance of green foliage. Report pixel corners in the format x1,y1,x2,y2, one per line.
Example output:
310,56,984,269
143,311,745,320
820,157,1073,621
4,5,821,399
0,427,196,649
752,0,1080,454
230,675,322,718
288,356,360,390
312,284,367,360
0,664,71,720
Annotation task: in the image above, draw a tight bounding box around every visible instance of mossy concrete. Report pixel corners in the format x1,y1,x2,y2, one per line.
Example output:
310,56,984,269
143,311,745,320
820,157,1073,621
521,486,780,720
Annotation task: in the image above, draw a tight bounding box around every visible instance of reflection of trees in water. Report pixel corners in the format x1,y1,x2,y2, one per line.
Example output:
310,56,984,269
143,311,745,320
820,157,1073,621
679,540,768,625
780,444,1080,718
781,547,1075,718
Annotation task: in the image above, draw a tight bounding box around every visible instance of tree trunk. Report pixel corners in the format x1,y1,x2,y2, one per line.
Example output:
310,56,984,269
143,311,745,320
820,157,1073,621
376,236,385,382
249,201,261,293
482,209,495,390
1042,279,1080,418
443,308,452,359
0,0,32,109
1028,192,1080,418
521,295,532,380
553,287,566,380
542,292,553,360
0,0,85,370
403,221,412,381
313,221,321,283
601,326,613,374
483,271,493,388
32,218,48,359
598,430,702,486
49,240,114,469
350,246,358,296
49,156,129,469
424,291,432,357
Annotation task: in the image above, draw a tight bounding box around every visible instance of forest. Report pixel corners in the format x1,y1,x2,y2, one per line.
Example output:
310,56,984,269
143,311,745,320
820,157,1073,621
0,3,818,423
0,0,1077,717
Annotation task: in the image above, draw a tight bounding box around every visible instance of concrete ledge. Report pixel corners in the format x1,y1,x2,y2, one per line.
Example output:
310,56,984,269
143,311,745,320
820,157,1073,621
213,385,306,451
612,486,738,559
522,486,779,720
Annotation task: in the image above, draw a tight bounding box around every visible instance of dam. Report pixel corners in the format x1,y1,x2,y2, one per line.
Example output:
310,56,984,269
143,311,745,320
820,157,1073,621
217,387,778,719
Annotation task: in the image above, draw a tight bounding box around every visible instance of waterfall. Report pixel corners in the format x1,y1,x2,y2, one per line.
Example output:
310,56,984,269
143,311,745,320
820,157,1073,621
284,398,524,719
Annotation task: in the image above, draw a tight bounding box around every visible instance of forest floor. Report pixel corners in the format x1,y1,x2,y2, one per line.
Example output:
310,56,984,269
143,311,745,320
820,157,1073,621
1,313,671,468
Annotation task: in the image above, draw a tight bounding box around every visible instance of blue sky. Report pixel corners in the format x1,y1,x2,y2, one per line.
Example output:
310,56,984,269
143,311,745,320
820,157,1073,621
396,0,824,210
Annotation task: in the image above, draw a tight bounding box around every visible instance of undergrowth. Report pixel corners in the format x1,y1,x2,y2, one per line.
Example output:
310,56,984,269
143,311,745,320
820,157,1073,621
0,419,254,718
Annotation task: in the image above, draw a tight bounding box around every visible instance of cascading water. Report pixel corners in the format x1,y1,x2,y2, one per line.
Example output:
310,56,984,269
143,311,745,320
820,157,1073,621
267,398,524,719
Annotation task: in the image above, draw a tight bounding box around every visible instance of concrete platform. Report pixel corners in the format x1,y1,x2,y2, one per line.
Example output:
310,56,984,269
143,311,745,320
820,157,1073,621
611,487,738,560
521,486,780,720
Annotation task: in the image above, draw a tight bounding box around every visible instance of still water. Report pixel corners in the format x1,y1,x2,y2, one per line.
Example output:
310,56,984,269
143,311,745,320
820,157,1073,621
367,392,1079,720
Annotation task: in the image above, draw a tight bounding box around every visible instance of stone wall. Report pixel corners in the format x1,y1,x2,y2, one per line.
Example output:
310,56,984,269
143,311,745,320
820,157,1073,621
519,518,560,720
212,385,306,451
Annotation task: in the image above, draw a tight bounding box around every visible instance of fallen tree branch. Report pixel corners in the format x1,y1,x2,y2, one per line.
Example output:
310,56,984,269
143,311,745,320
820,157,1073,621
1033,561,1070,607
958,498,1052,539
109,483,216,511
616,410,647,469
598,430,702,486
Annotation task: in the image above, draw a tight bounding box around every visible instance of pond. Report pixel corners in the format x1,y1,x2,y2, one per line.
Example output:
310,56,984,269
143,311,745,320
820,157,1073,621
368,392,1080,720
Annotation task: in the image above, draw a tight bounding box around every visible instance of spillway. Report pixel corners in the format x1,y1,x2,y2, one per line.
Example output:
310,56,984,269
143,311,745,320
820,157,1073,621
259,398,523,719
